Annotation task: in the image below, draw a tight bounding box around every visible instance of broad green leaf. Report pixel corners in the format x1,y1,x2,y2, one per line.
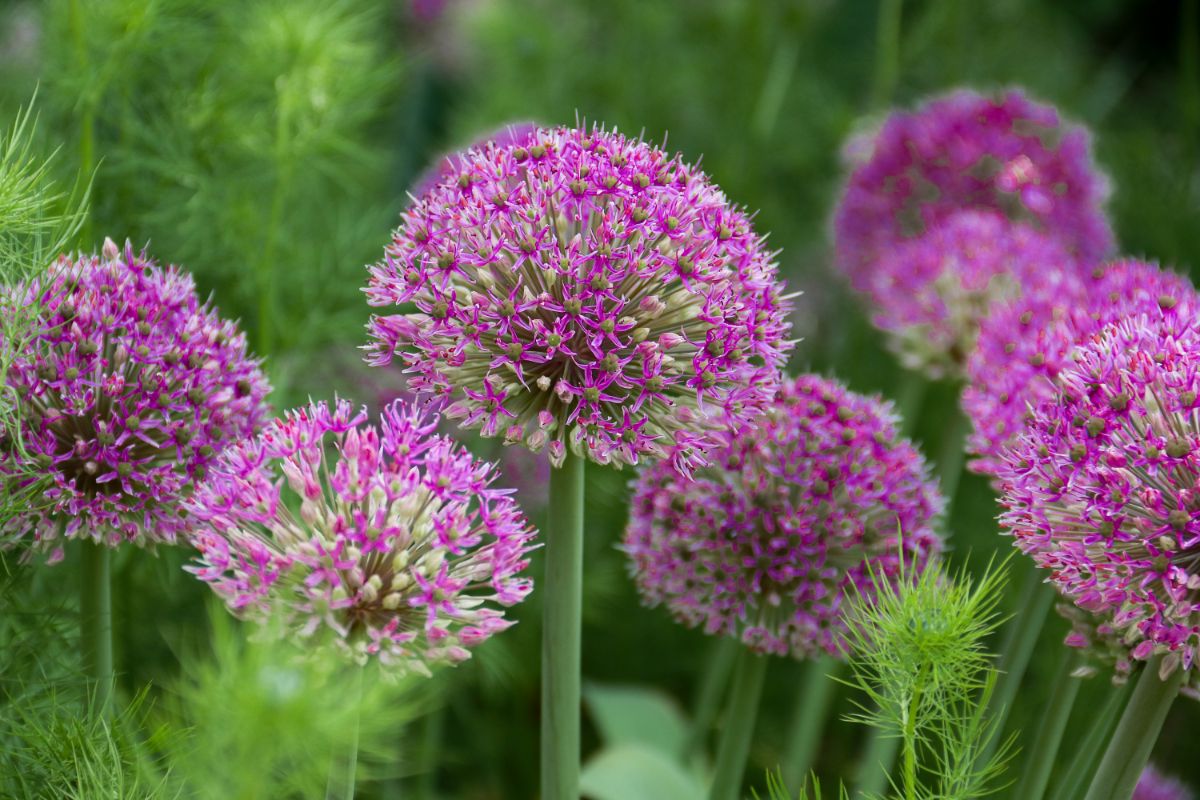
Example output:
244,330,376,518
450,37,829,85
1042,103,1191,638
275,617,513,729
580,744,707,800
583,682,689,758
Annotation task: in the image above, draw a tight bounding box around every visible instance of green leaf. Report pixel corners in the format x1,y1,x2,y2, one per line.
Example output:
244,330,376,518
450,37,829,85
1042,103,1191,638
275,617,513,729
583,682,689,759
580,745,707,800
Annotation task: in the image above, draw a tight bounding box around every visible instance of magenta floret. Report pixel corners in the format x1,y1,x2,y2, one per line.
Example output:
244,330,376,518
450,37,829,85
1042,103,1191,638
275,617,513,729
410,122,540,199
187,398,537,676
623,374,943,659
365,124,793,473
0,239,269,560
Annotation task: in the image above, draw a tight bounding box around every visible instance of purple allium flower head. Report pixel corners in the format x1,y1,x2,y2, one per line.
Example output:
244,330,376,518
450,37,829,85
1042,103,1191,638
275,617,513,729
1135,765,1194,800
623,374,943,658
966,260,1200,481
0,239,269,560
834,88,1113,287
186,398,537,676
410,122,540,200
851,208,1080,377
366,124,794,473
999,308,1200,682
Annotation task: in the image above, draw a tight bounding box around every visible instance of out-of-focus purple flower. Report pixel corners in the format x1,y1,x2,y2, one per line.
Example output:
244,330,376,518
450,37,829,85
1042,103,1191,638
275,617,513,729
999,310,1200,683
187,398,537,676
366,124,794,473
834,88,1113,290
850,208,1080,377
623,374,943,659
409,122,541,200
965,260,1200,480
1135,765,1194,800
0,239,269,561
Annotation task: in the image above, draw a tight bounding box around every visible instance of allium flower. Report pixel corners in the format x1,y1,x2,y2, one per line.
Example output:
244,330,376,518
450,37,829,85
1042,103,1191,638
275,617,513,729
365,124,793,473
1135,765,1194,800
834,88,1113,286
851,209,1080,377
623,374,943,658
187,399,536,675
0,239,269,560
410,122,540,199
965,260,1200,479
999,310,1200,682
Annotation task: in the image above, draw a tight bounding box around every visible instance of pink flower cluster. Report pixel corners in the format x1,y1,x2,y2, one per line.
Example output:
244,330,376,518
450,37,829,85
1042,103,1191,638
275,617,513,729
999,311,1200,682
186,399,536,676
365,124,793,473
623,374,943,659
850,209,1080,376
1136,766,1194,800
0,239,269,559
966,260,1200,479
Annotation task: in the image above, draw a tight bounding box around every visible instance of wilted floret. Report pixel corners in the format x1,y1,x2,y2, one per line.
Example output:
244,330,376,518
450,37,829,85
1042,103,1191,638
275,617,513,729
623,374,943,658
187,399,536,676
365,124,793,473
0,239,269,560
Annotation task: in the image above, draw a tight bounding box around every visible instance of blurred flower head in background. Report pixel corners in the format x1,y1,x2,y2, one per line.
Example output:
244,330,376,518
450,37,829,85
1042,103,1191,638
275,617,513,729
624,373,943,659
1135,765,1195,800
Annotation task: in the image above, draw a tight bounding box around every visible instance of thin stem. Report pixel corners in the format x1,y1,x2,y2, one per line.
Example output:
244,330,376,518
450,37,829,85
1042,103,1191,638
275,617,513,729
685,636,739,759
708,647,769,800
781,656,842,789
1082,656,1183,800
935,406,970,507
1050,680,1133,800
902,672,924,800
1014,649,1083,800
870,0,904,108
541,453,584,800
326,666,365,800
80,539,113,720
855,726,900,798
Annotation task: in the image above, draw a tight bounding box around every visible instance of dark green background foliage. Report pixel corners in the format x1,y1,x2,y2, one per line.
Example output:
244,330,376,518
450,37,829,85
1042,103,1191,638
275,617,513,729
1,0,1198,797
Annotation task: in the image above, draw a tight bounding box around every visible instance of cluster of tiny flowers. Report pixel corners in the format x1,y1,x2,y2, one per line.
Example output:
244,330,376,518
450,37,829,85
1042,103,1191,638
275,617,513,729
410,122,539,199
0,239,269,560
965,260,1200,480
999,312,1200,681
851,208,1080,377
1135,766,1194,800
365,124,793,473
834,88,1113,286
623,374,943,659
186,399,536,676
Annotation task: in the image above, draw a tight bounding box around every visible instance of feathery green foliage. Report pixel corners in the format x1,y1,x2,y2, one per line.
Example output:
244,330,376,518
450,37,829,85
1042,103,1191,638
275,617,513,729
754,770,849,800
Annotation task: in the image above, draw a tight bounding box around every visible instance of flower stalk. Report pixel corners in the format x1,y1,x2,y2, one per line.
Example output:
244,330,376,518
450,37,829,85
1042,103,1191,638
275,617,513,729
781,655,842,789
708,647,768,800
1014,648,1083,800
79,539,113,719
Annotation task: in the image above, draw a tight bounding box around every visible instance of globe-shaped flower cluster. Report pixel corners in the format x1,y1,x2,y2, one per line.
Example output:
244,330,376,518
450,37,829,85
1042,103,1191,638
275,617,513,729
0,239,270,560
365,124,793,473
187,398,537,676
623,374,943,658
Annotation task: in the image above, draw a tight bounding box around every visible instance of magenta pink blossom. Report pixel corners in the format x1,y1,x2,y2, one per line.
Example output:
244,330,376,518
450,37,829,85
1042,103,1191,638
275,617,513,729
1135,765,1194,800
186,398,536,676
0,239,269,560
624,374,943,659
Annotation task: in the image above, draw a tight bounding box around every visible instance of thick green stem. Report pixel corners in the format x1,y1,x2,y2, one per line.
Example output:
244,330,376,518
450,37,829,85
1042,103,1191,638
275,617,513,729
855,726,900,798
935,407,969,507
327,666,365,800
708,648,768,800
896,371,926,438
685,636,739,759
416,703,446,799
781,656,841,789
1082,657,1183,800
870,0,903,108
80,539,113,720
1014,649,1083,800
68,0,95,248
541,453,584,800
1050,680,1132,800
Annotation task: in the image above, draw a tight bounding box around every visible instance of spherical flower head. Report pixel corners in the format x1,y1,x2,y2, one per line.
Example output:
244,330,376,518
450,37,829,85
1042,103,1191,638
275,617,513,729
1135,766,1194,800
623,374,943,659
966,260,1200,481
999,310,1200,683
834,87,1113,287
186,398,537,676
365,124,794,474
854,209,1080,378
410,122,541,199
0,239,270,559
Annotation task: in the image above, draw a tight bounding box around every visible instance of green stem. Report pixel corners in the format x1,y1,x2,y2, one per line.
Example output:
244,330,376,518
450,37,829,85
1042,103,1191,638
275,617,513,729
327,666,365,800
896,370,926,438
80,539,113,720
1050,680,1132,800
781,656,842,789
541,453,584,800
855,726,900,798
708,648,769,800
935,406,969,507
1082,657,1183,800
68,0,95,248
1014,649,1083,800
870,0,904,108
902,673,924,800
416,703,446,799
685,636,739,759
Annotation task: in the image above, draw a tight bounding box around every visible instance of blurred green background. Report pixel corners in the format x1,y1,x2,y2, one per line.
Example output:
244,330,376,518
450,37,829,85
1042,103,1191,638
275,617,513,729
1,0,1199,797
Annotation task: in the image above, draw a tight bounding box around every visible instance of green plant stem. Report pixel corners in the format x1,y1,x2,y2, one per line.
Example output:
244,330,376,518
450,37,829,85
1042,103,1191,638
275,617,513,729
896,370,926,438
855,726,900,798
541,453,584,800
902,673,924,800
708,648,768,800
781,656,841,789
935,407,969,506
1082,657,1183,800
871,0,903,108
1014,649,1083,800
1051,680,1132,800
417,703,446,799
68,0,95,248
327,666,365,800
80,539,113,720
686,636,739,759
